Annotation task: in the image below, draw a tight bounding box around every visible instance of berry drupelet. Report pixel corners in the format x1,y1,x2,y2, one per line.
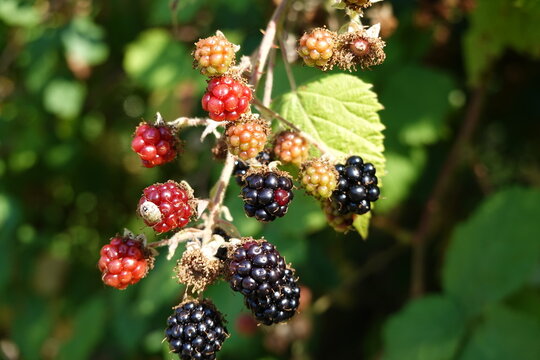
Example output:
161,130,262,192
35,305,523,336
201,76,252,121
165,300,229,360
98,235,151,290
131,122,178,167
331,155,380,215
241,171,294,222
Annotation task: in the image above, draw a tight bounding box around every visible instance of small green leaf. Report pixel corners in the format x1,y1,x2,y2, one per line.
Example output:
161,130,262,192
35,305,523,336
62,17,109,66
43,79,86,119
443,188,540,315
352,212,371,240
272,74,385,238
459,306,540,360
465,0,540,84
383,295,466,360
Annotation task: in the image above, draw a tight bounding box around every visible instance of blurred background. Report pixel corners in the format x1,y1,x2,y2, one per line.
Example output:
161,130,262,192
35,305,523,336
1,0,540,359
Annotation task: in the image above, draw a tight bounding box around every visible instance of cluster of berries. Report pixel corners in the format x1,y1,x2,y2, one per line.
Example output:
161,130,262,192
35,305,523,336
98,27,383,359
297,0,386,71
226,239,300,325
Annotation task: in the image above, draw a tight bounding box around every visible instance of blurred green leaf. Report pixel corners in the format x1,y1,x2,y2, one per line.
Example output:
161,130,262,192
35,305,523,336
0,0,40,27
124,29,194,89
383,295,466,360
58,296,106,360
380,65,455,147
443,188,540,315
62,17,109,66
465,0,540,84
43,79,87,119
272,74,385,237
12,298,53,359
459,306,540,360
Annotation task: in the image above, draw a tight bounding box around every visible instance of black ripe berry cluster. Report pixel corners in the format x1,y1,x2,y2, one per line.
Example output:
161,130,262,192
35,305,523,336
233,150,273,186
228,240,300,325
165,300,229,360
332,155,380,215
241,171,294,222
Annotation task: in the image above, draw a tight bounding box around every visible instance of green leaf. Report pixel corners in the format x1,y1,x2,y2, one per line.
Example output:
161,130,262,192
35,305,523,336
12,298,53,359
43,79,87,119
352,212,371,239
58,296,107,360
379,65,456,147
62,17,109,66
272,74,385,238
383,295,466,360
443,188,540,315
459,306,540,360
465,0,540,84
0,0,41,27
124,29,195,90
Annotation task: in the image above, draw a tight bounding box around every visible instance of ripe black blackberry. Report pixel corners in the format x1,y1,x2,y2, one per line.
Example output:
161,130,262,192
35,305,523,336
241,170,294,222
233,150,274,186
165,300,229,360
227,239,287,297
331,155,380,215
244,268,300,325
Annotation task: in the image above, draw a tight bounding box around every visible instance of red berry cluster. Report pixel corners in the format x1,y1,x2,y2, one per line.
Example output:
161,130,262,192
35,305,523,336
98,235,151,290
131,122,178,167
202,76,252,121
137,181,195,234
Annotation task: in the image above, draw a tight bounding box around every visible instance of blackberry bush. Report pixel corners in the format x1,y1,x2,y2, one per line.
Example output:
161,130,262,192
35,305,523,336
331,155,380,215
165,300,229,360
241,170,294,222
96,0,388,355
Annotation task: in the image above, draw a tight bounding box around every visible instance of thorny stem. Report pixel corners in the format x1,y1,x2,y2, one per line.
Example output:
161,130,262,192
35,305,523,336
278,33,297,92
252,98,335,157
201,152,236,245
263,48,276,107
249,0,290,87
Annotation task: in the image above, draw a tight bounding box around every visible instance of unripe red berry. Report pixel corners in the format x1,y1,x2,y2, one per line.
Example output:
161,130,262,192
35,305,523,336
193,34,236,76
137,181,196,233
225,116,269,161
131,122,178,168
98,234,152,290
273,131,309,166
201,76,252,121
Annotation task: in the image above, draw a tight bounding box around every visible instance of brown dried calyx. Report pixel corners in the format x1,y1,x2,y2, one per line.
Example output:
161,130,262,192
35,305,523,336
176,246,222,293
334,30,386,71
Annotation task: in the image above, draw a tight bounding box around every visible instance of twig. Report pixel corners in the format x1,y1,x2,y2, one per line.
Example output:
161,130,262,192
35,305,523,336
262,48,276,107
252,98,335,156
410,81,488,298
278,33,297,92
167,117,219,130
249,0,290,87
201,152,236,245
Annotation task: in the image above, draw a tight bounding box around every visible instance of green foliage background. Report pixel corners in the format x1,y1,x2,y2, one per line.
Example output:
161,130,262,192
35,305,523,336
1,0,540,359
